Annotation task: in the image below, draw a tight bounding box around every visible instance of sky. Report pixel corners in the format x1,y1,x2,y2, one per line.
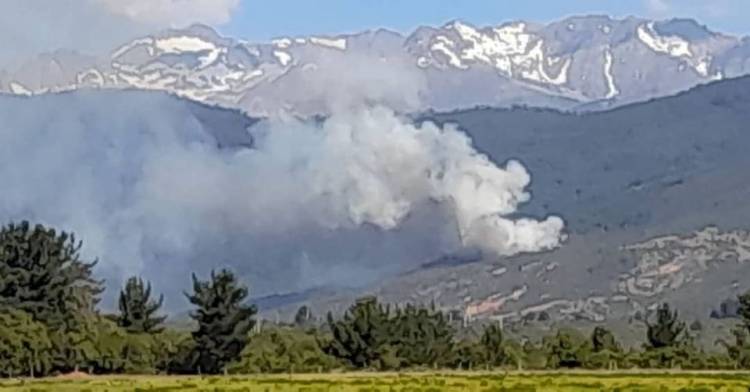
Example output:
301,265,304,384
1,0,749,66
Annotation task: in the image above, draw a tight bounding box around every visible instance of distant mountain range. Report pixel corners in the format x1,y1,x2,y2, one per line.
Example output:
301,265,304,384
6,16,750,343
4,70,750,341
3,16,750,115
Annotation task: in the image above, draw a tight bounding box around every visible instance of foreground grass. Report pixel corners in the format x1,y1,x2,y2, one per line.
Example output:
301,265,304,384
2,371,750,391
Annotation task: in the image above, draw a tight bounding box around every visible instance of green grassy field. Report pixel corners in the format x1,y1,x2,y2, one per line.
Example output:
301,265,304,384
2,372,750,391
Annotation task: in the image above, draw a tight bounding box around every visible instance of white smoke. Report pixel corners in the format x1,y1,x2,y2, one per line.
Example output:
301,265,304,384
139,105,564,257
0,54,564,307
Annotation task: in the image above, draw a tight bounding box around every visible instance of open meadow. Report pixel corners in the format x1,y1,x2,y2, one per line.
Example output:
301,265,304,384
2,372,750,392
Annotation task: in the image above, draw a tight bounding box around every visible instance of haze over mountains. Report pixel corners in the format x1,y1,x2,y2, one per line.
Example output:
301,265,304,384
3,16,750,115
3,13,750,335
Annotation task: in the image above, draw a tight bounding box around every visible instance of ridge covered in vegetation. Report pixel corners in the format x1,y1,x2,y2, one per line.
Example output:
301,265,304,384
3,222,750,377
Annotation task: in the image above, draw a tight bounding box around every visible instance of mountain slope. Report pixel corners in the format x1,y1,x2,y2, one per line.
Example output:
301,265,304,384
2,16,750,115
273,76,750,328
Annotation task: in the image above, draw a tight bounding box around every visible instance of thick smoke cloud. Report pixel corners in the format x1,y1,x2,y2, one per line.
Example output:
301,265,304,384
146,105,564,254
0,90,563,309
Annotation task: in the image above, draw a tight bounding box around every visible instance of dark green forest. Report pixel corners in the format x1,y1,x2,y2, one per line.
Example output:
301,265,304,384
2,222,750,377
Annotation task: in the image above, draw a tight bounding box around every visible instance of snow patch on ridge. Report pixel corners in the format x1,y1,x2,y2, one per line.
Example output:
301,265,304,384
154,36,218,54
9,82,32,96
112,37,156,58
637,22,722,79
637,22,693,58
274,51,292,66
429,21,570,86
272,38,293,49
431,36,467,69
603,48,619,99
310,37,347,50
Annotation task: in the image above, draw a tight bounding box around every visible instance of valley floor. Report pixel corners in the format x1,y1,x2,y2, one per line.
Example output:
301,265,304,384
2,371,750,391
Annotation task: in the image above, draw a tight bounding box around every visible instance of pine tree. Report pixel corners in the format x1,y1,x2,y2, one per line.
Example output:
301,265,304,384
738,291,750,329
117,276,166,334
589,326,621,369
0,221,103,330
592,326,620,353
479,323,506,367
185,269,257,374
646,303,686,349
0,307,53,378
544,328,590,368
719,291,750,368
294,305,313,327
325,296,392,369
391,303,454,368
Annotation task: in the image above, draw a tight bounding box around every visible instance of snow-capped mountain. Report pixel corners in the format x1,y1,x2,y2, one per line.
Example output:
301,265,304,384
3,16,750,114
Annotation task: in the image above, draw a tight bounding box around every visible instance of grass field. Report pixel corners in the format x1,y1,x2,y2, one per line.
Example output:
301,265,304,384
2,372,750,391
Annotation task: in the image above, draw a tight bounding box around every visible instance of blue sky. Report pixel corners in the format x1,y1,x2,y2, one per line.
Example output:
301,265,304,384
221,0,750,40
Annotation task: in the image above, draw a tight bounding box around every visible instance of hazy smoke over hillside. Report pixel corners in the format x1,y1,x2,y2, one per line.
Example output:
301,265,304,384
147,105,564,254
0,54,563,307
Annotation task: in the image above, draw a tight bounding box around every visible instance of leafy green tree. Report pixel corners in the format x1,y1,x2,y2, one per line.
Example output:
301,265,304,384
739,291,750,328
479,323,506,368
719,290,750,368
640,303,690,368
0,221,103,330
325,296,392,369
587,326,621,369
451,338,484,370
591,326,619,353
185,269,257,374
117,276,166,334
164,332,198,375
646,303,686,349
521,340,550,369
543,328,591,368
230,327,338,373
294,305,313,327
152,329,193,374
391,303,455,368
0,308,53,377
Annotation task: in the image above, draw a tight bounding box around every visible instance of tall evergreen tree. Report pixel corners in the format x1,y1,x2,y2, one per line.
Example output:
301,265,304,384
589,326,621,370
738,291,750,329
0,307,53,378
185,269,257,374
294,305,313,327
117,276,166,334
719,291,750,368
391,303,454,368
645,303,686,349
591,326,620,353
0,221,103,330
544,328,590,368
325,296,392,369
479,323,506,367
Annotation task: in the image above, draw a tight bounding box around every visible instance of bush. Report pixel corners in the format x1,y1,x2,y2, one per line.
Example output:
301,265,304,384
0,308,53,377
230,326,339,373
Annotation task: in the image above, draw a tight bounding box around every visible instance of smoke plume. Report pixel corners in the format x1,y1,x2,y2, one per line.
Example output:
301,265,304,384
0,39,564,308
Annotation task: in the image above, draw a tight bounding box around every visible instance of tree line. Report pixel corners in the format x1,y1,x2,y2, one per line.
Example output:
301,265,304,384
2,221,750,377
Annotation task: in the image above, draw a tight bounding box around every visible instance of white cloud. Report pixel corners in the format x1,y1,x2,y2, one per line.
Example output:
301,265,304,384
91,0,241,27
0,0,146,67
0,0,242,68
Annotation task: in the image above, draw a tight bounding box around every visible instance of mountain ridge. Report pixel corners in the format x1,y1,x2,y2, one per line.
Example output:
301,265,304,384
3,15,750,116
256,74,750,331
